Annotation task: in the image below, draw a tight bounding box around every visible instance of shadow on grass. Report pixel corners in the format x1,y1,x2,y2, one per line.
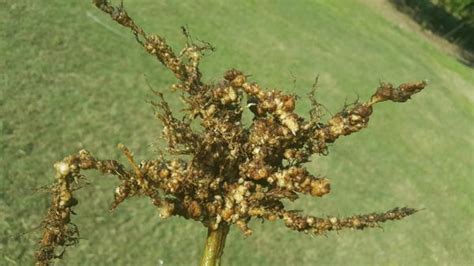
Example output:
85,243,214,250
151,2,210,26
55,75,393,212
389,0,474,67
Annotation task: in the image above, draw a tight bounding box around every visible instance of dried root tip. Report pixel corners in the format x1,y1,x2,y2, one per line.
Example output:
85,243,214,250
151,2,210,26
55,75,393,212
371,81,426,104
314,81,426,145
94,1,189,82
92,0,109,9
93,0,139,32
283,207,417,235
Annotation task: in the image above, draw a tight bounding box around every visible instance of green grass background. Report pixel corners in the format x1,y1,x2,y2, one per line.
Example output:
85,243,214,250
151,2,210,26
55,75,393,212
1,0,473,265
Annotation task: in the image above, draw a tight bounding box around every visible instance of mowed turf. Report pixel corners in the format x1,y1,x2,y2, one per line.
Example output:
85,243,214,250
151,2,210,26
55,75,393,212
1,0,473,265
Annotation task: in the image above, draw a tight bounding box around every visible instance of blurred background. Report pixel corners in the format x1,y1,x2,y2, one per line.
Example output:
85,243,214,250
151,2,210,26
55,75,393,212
1,0,473,265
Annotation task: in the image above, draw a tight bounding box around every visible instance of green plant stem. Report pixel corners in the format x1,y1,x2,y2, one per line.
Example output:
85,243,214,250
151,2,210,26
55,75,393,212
200,223,230,266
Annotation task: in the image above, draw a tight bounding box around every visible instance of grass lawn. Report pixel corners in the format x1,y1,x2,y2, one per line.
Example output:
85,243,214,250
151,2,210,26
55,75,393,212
1,0,473,265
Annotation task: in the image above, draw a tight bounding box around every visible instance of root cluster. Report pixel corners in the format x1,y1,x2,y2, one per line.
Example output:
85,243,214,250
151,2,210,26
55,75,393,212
35,1,426,265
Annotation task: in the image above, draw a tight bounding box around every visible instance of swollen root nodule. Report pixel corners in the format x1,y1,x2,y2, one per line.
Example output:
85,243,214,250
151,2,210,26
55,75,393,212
35,1,426,265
